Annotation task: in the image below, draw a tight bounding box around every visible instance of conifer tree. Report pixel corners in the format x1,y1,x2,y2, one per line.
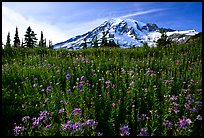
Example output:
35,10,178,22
21,38,24,48
5,32,11,49
31,31,38,47
101,28,108,47
83,38,87,49
39,31,45,47
44,38,47,48
156,31,171,48
116,40,120,48
93,36,98,48
13,26,20,48
24,26,38,48
48,40,53,49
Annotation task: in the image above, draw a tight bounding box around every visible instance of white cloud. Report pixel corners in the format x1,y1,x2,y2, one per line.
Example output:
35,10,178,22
118,9,165,19
2,5,107,45
2,5,69,45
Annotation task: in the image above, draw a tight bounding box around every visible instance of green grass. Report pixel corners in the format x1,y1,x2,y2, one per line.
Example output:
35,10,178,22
2,36,202,136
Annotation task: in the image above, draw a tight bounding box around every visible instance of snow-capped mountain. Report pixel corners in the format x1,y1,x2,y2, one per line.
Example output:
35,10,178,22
53,18,199,50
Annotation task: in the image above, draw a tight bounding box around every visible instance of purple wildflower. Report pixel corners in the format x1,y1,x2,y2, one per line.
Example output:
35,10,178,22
178,117,192,127
147,69,155,73
61,121,73,130
170,95,178,101
33,84,37,88
120,125,130,136
45,124,51,129
80,76,85,81
66,74,71,79
13,125,24,136
86,119,94,125
46,86,52,91
163,120,173,128
71,108,81,116
67,89,71,92
73,85,77,89
141,114,146,118
32,118,40,128
79,89,84,93
72,122,81,130
58,108,65,114
138,128,149,136
21,116,30,123
79,82,83,87
137,117,142,123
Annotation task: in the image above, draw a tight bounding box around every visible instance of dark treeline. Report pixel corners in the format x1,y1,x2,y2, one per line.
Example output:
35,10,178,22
3,26,53,49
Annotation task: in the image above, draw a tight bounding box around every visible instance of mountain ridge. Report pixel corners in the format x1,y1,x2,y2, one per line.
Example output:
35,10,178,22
53,18,199,50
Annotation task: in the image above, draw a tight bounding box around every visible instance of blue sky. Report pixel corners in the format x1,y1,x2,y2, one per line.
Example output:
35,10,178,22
2,2,202,45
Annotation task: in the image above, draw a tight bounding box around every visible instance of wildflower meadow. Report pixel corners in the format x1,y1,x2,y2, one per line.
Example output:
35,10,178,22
2,35,202,136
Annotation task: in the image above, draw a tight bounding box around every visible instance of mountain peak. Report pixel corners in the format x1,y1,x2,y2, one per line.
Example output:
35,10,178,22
53,18,199,50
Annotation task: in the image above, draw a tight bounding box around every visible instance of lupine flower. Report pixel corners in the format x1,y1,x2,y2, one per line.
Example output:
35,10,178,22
58,108,65,114
46,86,52,91
32,118,40,128
22,116,30,123
86,119,94,125
170,95,178,101
67,89,71,92
120,125,130,136
138,128,149,136
72,122,81,130
13,125,24,136
163,120,173,128
72,108,81,116
195,101,202,106
179,117,192,127
79,83,83,87
66,74,71,79
61,121,73,130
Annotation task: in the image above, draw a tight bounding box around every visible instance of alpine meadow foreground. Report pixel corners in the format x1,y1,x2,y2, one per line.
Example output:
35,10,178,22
2,34,202,136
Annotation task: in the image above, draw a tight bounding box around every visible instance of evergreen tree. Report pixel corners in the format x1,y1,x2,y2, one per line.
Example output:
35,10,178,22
39,31,45,47
44,38,47,48
116,40,120,47
31,31,38,47
83,38,87,49
5,32,11,49
24,26,38,48
48,40,53,49
21,38,24,48
156,31,171,48
143,42,149,49
93,36,98,48
101,28,108,47
13,26,20,48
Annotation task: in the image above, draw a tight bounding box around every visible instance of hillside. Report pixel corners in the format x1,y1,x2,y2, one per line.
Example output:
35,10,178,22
2,34,202,136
